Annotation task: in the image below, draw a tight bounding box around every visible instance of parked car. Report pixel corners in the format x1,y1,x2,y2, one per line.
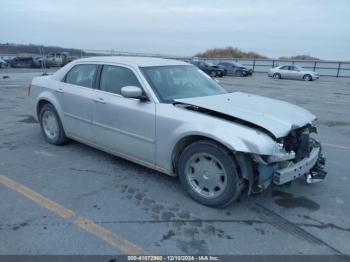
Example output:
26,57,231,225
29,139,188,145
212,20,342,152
8,56,34,68
190,61,225,77
217,61,253,76
206,62,228,76
268,65,319,81
0,58,9,68
29,57,326,207
32,52,75,68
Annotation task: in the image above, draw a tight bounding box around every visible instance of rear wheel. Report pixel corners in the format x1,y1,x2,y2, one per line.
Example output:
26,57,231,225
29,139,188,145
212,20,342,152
303,74,312,81
210,71,217,77
273,73,281,79
177,140,243,207
39,103,68,145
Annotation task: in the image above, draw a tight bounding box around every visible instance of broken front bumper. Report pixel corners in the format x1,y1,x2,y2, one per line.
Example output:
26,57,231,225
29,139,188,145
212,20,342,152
273,146,326,185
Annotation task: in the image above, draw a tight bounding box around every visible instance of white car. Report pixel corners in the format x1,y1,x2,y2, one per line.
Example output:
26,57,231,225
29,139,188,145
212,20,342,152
268,65,320,81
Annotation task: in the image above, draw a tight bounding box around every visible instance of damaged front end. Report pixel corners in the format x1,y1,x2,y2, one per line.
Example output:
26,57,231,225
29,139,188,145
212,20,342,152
251,124,327,192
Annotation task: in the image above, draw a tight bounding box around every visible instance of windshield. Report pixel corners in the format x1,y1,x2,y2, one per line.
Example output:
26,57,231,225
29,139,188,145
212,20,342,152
234,63,244,67
141,65,227,103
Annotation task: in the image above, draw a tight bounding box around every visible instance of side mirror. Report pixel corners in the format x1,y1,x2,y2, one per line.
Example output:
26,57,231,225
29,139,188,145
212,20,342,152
121,86,143,99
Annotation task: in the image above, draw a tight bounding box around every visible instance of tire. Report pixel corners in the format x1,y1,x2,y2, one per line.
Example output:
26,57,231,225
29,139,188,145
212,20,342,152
210,71,217,77
273,73,281,79
39,103,68,145
177,140,243,207
217,71,224,77
303,74,312,81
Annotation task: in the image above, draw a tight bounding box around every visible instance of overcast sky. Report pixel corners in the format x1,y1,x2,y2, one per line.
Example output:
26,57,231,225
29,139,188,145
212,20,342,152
1,0,349,60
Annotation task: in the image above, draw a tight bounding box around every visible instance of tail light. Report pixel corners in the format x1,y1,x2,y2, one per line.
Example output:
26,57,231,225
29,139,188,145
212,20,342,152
27,83,31,96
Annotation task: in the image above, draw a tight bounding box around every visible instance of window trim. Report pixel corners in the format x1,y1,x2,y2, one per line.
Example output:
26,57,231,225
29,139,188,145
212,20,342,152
63,63,99,89
96,64,151,102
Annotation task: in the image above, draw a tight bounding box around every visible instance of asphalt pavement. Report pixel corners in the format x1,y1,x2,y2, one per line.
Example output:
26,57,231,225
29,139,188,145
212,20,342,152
0,69,349,256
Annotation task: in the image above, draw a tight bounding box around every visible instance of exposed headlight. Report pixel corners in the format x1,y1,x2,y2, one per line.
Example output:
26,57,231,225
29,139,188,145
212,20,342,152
252,143,296,164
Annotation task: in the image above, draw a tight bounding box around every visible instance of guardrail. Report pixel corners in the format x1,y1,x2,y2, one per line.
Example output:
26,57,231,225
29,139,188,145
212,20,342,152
2,49,350,77
81,50,350,78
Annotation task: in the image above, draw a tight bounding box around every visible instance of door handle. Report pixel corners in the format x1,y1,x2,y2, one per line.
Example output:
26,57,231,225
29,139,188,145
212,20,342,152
56,88,64,93
93,98,106,104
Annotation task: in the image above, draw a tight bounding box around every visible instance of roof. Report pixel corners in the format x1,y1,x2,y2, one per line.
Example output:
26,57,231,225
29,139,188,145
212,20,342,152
76,56,188,67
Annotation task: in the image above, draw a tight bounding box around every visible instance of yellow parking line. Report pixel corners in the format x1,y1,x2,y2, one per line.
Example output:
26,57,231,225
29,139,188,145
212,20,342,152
75,217,147,255
0,174,148,255
0,175,74,219
323,143,350,150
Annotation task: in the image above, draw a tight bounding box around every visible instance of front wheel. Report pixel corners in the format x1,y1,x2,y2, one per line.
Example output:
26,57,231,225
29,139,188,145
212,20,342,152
210,71,217,77
303,74,312,81
39,103,68,145
177,140,243,207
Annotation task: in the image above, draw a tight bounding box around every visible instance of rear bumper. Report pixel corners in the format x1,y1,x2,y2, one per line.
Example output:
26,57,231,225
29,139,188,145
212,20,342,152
273,146,326,185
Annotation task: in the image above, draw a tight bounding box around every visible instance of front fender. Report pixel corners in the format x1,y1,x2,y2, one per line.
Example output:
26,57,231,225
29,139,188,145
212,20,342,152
155,104,279,174
170,122,277,156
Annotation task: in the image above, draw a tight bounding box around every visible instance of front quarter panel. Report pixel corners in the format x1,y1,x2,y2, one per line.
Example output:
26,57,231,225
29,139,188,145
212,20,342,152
155,104,278,174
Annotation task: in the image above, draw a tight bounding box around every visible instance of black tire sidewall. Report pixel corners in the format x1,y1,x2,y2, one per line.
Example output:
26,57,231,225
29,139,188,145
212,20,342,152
178,141,241,207
39,104,67,145
274,73,281,79
304,74,312,81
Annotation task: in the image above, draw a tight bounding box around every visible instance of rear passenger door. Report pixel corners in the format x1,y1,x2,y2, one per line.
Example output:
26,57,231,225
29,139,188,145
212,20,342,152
92,65,156,165
279,66,290,78
289,66,301,79
58,64,98,143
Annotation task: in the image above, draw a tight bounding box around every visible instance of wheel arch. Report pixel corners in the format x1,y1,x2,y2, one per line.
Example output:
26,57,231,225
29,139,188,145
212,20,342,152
171,134,256,194
35,92,66,132
303,74,312,81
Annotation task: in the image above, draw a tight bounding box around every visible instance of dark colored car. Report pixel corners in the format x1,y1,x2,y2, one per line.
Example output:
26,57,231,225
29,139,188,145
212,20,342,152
217,61,253,77
191,61,225,77
8,57,34,68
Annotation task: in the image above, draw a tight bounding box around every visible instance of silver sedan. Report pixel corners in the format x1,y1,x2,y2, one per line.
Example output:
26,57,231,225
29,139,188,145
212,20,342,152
29,57,326,207
268,65,320,81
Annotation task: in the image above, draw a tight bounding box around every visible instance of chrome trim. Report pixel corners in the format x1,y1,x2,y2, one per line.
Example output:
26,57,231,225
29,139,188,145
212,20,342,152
92,121,155,144
64,112,91,124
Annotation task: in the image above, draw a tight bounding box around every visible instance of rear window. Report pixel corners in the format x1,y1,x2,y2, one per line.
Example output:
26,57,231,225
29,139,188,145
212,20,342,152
65,64,98,88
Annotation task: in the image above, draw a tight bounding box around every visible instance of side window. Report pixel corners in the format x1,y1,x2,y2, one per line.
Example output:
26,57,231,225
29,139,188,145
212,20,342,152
280,66,289,70
65,64,98,88
100,65,141,95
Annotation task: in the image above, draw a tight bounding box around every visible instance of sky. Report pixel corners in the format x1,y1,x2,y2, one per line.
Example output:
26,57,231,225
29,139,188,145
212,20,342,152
1,0,350,60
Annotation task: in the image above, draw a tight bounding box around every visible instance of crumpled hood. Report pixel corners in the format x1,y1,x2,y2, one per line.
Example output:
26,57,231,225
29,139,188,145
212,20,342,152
175,92,316,138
